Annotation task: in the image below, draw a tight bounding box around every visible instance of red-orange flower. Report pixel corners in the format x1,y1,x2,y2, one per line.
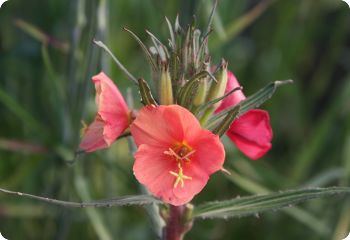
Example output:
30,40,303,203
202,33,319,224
131,105,225,206
216,71,273,160
79,72,130,152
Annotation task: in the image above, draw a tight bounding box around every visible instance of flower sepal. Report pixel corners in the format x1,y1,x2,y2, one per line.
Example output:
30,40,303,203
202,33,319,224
206,59,228,109
212,105,240,137
176,71,215,109
159,64,174,105
138,78,158,106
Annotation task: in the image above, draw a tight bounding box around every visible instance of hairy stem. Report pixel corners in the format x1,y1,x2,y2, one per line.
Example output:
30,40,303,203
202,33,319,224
162,205,193,240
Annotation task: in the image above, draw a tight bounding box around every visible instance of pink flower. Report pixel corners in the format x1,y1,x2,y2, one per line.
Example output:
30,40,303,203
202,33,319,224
79,72,130,152
131,105,225,206
216,71,273,160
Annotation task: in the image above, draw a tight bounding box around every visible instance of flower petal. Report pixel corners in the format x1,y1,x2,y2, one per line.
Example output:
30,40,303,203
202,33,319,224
130,105,202,147
216,71,246,113
190,130,225,175
227,109,272,160
172,165,209,204
132,105,225,206
79,115,107,152
214,70,274,160
172,131,225,201
133,144,183,205
79,72,129,152
93,73,130,144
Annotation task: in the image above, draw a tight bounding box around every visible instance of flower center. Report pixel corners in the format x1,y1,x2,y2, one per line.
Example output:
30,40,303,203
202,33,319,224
164,142,195,188
164,143,195,162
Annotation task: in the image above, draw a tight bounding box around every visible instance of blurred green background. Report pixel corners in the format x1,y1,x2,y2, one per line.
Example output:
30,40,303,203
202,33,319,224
0,0,350,239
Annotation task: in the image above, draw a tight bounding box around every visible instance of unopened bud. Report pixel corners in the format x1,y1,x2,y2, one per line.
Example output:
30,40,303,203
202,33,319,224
159,65,174,105
193,78,208,107
206,59,228,109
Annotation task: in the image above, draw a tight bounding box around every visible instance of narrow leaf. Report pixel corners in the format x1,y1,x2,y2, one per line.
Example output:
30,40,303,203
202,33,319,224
212,105,240,136
165,17,176,51
194,187,350,219
123,27,158,72
241,80,293,113
205,0,218,36
209,80,293,125
193,29,201,62
196,31,211,67
182,26,191,72
15,19,69,52
138,78,158,106
174,14,183,34
195,86,242,116
93,40,138,84
0,187,161,208
146,30,170,59
225,168,331,235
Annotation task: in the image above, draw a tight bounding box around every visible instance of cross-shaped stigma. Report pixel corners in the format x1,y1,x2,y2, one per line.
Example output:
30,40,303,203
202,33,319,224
169,165,192,188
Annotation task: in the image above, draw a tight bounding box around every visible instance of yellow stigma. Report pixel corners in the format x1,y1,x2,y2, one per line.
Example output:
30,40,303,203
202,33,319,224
165,142,194,188
169,164,192,188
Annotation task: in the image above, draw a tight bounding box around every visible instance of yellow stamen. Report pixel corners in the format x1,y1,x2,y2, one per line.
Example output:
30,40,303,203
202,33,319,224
181,150,196,161
164,148,180,159
164,147,196,162
169,165,192,188
80,120,88,137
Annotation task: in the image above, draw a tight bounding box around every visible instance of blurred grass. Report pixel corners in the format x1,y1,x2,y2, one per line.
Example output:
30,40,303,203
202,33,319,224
0,0,350,239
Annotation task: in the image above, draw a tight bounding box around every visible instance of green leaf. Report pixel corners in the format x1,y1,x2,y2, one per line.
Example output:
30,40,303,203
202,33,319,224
195,86,242,116
193,187,350,219
212,105,240,136
165,17,176,51
146,30,169,61
123,27,158,72
0,187,161,208
138,78,157,106
174,14,183,34
15,19,69,52
204,0,218,36
93,40,138,84
208,80,293,126
225,167,331,235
